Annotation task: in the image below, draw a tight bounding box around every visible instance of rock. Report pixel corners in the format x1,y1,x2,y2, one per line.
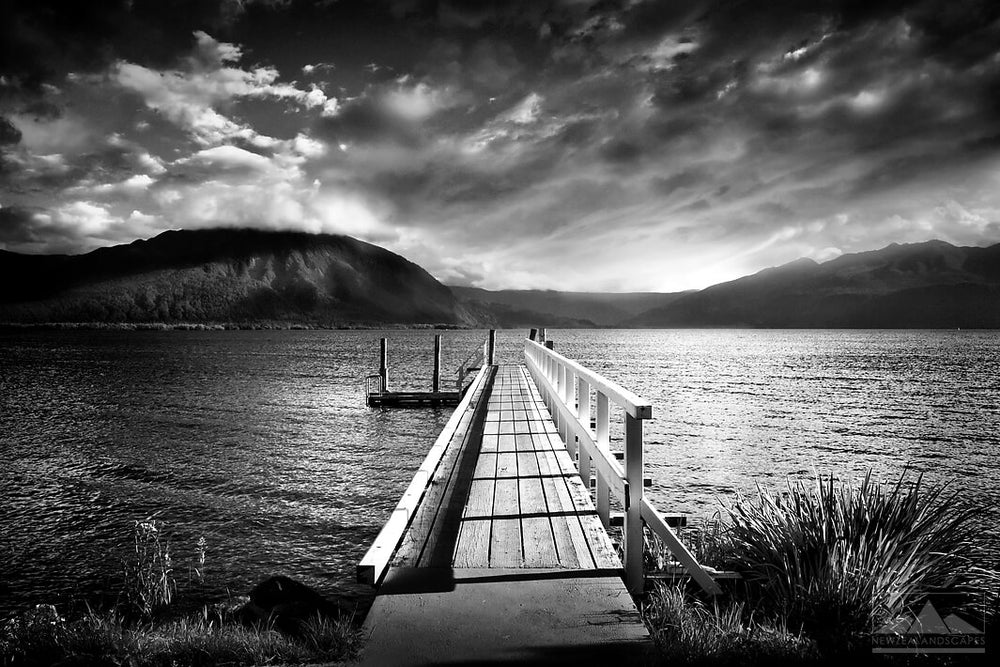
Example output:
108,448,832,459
207,595,249,625
239,576,347,634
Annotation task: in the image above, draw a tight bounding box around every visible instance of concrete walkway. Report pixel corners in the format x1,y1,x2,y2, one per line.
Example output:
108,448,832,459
357,568,652,665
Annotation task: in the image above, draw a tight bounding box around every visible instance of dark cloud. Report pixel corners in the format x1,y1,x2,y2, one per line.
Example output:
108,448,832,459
317,96,425,147
599,138,643,164
0,118,21,145
651,169,708,196
0,206,42,246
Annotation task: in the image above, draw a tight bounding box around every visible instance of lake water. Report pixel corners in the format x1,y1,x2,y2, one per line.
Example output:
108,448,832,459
1,329,998,617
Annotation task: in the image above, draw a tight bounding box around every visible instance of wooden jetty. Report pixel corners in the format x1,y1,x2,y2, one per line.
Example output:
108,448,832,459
356,332,722,664
365,332,495,407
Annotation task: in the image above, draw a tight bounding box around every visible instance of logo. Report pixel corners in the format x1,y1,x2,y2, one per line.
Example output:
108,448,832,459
872,594,986,654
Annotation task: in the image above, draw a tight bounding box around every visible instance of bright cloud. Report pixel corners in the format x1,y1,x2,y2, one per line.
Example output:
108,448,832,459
114,31,337,146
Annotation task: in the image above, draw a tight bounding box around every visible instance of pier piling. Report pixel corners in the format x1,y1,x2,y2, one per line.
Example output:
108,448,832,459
379,337,389,392
432,334,441,392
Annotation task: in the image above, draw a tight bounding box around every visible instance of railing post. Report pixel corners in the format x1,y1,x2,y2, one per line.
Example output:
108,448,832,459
596,392,610,527
556,363,567,431
487,329,496,366
432,334,441,392
561,367,574,455
379,337,389,392
548,354,554,386
624,413,644,595
577,377,591,483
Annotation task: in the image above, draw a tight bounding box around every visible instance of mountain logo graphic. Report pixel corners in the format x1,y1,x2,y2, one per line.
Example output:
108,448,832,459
875,601,983,636
873,598,986,654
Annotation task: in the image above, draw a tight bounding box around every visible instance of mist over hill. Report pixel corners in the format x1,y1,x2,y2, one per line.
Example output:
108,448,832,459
449,286,687,327
0,228,472,327
627,240,1000,328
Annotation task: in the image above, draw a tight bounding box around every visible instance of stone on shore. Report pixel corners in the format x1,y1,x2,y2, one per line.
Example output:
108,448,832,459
239,575,347,634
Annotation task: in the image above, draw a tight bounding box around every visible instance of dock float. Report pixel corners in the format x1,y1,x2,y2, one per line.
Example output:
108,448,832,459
356,334,722,665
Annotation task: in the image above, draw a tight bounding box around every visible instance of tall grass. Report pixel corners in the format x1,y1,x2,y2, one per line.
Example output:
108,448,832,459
722,471,982,644
1,606,360,666
643,583,817,666
122,518,176,619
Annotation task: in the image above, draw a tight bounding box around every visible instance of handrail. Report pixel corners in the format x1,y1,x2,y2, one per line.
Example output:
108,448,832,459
524,336,721,596
455,340,486,375
524,338,651,419
358,364,491,586
455,340,486,391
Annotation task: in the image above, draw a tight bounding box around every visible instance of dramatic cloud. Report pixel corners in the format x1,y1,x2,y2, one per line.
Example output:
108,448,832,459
2,0,1000,290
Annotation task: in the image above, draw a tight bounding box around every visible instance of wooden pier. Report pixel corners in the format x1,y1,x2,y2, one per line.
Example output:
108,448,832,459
356,333,722,664
365,332,494,407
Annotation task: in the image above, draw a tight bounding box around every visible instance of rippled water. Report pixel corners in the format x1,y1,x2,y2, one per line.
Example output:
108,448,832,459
1,329,998,617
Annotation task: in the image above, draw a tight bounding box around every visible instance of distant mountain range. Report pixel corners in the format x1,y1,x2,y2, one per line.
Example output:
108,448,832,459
626,240,1000,328
1,230,998,328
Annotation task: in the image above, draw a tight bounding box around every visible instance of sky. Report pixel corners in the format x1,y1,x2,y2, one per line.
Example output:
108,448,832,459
2,0,1000,292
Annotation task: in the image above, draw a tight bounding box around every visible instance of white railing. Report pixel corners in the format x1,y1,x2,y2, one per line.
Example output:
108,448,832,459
524,338,722,596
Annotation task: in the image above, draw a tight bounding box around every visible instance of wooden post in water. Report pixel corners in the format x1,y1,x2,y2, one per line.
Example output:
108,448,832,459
432,334,441,392
379,337,389,392
529,328,538,341
487,329,497,366
538,327,547,344
624,414,644,595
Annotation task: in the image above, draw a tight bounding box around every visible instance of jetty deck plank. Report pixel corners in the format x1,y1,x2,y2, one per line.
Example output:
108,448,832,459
360,364,650,664
448,365,621,570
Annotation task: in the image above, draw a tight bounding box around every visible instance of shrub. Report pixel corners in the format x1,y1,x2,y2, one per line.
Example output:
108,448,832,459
722,471,982,647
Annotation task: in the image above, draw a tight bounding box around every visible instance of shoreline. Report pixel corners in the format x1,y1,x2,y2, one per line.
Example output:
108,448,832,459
0,321,476,331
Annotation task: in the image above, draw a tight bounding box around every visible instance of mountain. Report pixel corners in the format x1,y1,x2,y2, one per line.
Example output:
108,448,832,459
4,233,997,329
0,228,472,326
449,286,687,327
627,240,1000,328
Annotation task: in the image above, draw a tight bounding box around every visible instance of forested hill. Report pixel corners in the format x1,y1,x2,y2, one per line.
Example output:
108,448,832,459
0,228,473,326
